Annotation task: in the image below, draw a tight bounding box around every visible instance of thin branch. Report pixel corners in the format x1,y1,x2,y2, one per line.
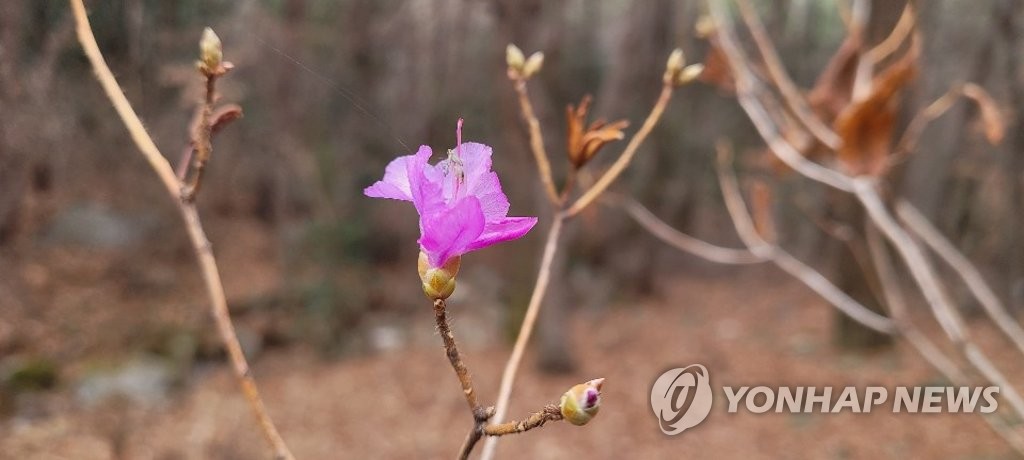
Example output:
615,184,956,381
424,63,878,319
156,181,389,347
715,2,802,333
565,83,675,217
182,73,217,200
70,0,179,198
70,2,294,458
891,84,963,159
865,221,965,382
854,178,1024,420
610,194,766,265
479,215,564,460
716,147,895,334
709,1,855,192
434,299,485,414
863,4,916,65
513,78,560,205
735,0,842,149
434,298,495,459
896,200,1024,358
482,404,562,437
866,223,1024,455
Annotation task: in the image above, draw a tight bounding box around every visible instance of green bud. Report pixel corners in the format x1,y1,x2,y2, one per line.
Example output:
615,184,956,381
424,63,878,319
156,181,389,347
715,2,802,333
199,27,223,73
418,252,461,300
522,52,544,79
663,48,686,86
676,63,705,85
506,44,526,72
560,378,604,426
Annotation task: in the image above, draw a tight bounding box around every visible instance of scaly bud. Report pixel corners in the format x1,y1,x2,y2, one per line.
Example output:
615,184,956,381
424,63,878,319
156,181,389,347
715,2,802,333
522,52,545,79
506,44,526,78
198,27,223,75
695,15,716,38
676,63,705,86
418,252,461,300
560,378,604,426
663,48,686,86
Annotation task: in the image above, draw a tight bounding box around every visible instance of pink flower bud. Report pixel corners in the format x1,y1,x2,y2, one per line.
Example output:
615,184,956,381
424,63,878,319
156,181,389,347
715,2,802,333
560,378,604,426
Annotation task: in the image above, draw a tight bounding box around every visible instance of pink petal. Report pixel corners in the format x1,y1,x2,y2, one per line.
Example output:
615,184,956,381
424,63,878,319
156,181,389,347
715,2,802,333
364,146,432,201
406,147,446,216
436,142,510,221
466,216,538,252
419,197,486,267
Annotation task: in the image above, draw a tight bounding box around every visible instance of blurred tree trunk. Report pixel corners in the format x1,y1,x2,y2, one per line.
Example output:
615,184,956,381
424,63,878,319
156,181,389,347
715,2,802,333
0,2,26,244
830,0,906,350
994,0,1024,311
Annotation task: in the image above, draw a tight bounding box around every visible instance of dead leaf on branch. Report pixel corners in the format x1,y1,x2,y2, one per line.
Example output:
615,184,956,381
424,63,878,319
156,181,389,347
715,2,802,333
962,83,1005,146
566,95,629,169
833,42,918,176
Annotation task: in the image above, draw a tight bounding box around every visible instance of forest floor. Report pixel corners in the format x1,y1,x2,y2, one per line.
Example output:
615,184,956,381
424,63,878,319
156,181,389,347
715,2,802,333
1,215,1021,460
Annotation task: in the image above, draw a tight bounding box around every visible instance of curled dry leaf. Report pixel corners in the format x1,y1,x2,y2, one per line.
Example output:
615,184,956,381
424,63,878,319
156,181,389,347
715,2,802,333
962,83,1005,145
210,104,243,135
833,41,918,176
566,95,629,169
807,33,861,123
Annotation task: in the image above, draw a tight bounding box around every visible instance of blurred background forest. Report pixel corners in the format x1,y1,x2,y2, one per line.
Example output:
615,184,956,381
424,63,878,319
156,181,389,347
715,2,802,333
2,0,1023,458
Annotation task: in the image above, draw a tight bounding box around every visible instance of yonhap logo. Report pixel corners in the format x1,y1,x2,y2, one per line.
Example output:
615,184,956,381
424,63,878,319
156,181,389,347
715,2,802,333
650,364,713,435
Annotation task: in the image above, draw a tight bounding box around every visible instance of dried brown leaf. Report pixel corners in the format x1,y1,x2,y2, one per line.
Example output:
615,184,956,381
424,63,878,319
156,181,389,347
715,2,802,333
833,45,918,176
962,83,1005,145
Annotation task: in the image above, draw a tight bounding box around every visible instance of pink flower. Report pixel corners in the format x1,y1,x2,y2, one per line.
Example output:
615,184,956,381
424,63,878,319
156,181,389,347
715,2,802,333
364,121,537,269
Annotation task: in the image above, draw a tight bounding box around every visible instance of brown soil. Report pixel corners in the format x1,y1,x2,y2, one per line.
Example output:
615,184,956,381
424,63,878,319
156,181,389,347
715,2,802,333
2,260,1019,459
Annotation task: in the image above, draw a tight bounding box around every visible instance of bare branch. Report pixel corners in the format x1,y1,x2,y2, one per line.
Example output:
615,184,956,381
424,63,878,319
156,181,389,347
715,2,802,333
708,1,855,192
716,146,895,334
70,2,293,458
512,78,560,205
483,404,562,437
854,178,1024,420
735,0,841,149
866,223,1024,455
896,201,1024,358
610,194,765,265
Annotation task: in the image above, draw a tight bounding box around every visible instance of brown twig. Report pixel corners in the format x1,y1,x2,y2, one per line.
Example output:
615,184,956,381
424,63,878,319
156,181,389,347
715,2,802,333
716,146,895,333
896,200,1024,358
610,194,766,265
482,404,562,437
512,78,560,204
735,0,842,149
565,82,674,217
433,298,494,459
70,2,294,458
434,299,485,415
182,74,217,200
708,1,855,192
865,217,1024,456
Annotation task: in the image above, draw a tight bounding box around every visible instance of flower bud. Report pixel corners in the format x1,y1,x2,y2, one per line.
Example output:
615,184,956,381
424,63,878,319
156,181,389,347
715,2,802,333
560,378,604,426
506,44,526,73
660,49,685,84
676,63,705,85
522,52,544,79
695,15,716,38
418,252,461,300
199,27,223,74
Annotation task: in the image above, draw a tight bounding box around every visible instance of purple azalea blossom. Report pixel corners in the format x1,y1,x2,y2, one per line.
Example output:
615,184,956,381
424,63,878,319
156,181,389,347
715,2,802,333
364,132,537,269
